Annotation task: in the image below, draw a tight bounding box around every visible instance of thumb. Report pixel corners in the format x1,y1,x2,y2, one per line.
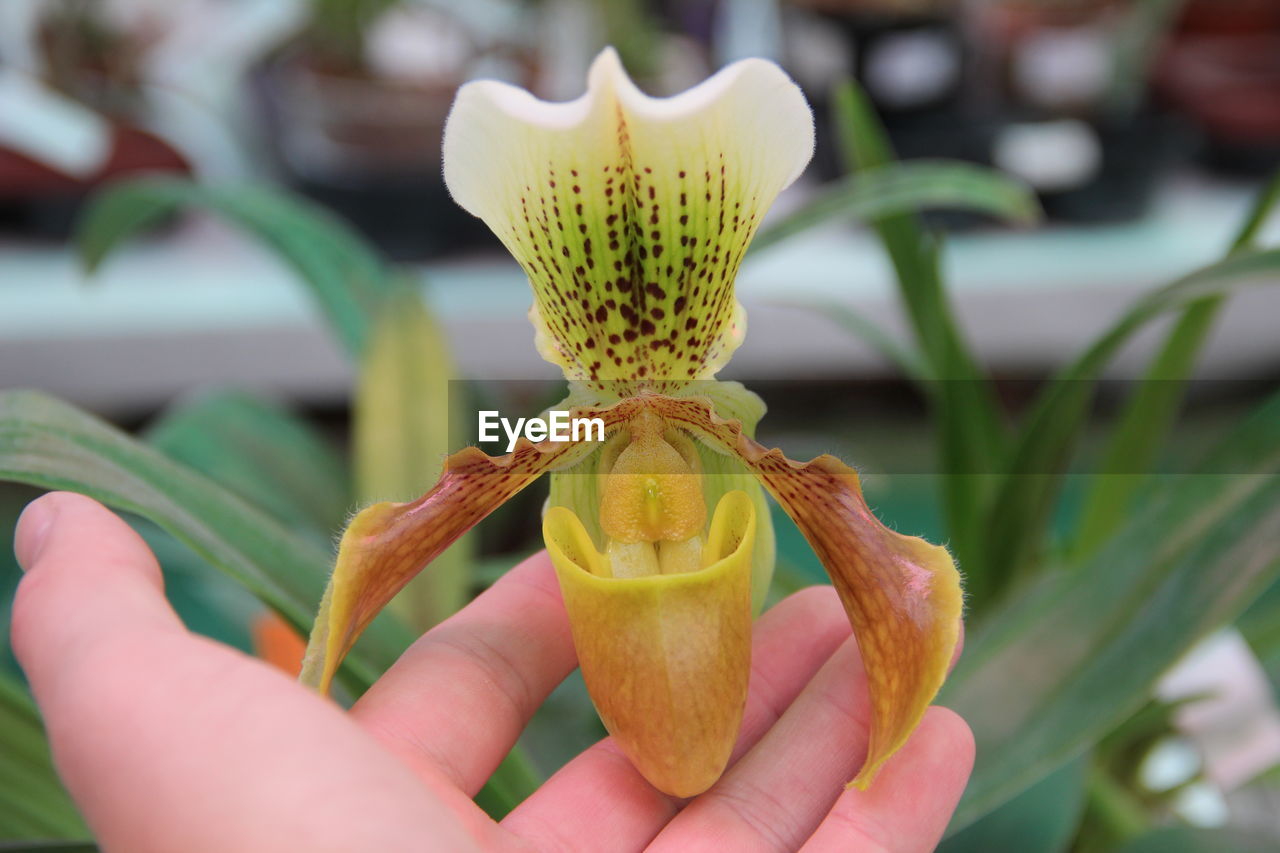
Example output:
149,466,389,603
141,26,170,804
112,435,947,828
11,491,181,683
9,491,487,852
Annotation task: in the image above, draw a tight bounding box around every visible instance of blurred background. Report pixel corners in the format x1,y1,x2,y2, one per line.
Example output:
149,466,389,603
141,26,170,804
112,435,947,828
2,1,1280,851
3,0,1280,401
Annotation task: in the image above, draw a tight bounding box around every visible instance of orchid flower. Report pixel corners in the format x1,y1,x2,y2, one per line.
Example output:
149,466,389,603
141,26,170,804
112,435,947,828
300,49,963,799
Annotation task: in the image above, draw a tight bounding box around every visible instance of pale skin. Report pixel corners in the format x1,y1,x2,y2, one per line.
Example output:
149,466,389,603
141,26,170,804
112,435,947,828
11,491,974,852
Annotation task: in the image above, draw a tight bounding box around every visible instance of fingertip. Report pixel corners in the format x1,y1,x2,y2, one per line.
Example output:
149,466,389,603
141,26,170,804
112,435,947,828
920,705,976,778
14,491,60,571
19,491,161,581
11,492,176,682
803,706,975,853
869,705,974,797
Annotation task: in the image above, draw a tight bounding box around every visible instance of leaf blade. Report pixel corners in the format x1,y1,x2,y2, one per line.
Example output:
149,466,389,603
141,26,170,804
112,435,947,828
1073,171,1280,558
0,390,410,690
945,388,1280,829
76,178,395,357
0,674,88,840
749,160,1040,255
355,286,474,631
829,79,1009,588
983,246,1280,596
146,389,351,536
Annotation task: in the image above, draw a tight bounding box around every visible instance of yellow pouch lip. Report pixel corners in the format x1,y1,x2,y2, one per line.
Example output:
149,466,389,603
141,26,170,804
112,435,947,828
541,489,758,797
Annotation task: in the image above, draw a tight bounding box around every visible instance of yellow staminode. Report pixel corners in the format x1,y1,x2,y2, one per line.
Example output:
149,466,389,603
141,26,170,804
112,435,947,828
599,410,706,547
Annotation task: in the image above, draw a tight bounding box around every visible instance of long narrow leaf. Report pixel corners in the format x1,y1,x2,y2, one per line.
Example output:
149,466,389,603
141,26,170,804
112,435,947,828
147,390,351,536
940,755,1088,853
351,288,541,803
0,675,87,840
831,79,1008,585
75,179,395,357
1074,171,1280,558
945,387,1280,829
1116,827,1279,853
749,160,1039,255
1238,578,1280,699
0,390,410,690
983,246,1280,594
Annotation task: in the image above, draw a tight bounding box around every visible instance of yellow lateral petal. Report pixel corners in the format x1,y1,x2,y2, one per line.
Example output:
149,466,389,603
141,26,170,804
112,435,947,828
631,394,964,788
442,48,813,388
543,491,756,797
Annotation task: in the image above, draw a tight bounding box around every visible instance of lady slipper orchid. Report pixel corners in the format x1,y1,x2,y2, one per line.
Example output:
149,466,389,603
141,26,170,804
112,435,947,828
300,48,963,798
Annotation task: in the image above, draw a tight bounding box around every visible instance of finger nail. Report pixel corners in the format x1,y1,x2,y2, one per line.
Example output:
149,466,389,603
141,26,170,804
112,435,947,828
15,496,58,572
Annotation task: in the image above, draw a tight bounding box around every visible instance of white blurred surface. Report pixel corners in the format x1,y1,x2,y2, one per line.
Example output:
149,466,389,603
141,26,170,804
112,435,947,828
1,174,1278,415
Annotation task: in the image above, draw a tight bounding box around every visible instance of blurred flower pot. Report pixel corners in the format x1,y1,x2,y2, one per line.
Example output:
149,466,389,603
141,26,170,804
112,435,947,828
1156,0,1280,176
0,122,188,239
799,0,979,181
976,0,1186,223
252,53,493,261
993,111,1186,223
0,6,189,239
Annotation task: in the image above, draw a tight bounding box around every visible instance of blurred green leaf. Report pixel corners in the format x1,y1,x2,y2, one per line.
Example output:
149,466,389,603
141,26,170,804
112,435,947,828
941,755,1088,852
146,390,350,537
945,387,1280,830
982,246,1280,599
356,285,473,631
76,178,394,357
750,160,1040,255
1239,579,1280,700
831,79,1007,579
472,747,543,821
1074,171,1280,559
0,390,410,691
1115,827,1278,853
0,675,87,841
1077,763,1151,852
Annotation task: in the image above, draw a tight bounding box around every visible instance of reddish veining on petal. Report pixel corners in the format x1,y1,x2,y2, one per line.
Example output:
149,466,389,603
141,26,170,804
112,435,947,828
306,399,637,693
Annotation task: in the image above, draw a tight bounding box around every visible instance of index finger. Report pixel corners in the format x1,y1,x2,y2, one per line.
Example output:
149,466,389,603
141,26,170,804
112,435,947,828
350,550,579,796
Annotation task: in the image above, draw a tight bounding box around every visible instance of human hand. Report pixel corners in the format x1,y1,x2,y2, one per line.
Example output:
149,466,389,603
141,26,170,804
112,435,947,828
11,492,973,852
